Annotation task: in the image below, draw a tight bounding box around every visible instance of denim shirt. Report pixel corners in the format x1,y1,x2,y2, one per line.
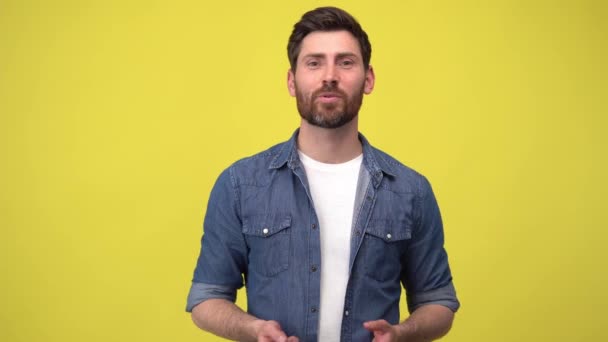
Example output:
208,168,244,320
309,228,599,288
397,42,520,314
187,130,459,341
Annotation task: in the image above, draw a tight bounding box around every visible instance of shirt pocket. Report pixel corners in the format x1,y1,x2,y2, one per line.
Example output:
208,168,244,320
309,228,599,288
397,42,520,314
242,213,292,277
362,219,412,282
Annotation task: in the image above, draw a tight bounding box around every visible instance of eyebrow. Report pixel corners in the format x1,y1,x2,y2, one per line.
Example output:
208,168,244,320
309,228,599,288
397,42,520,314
301,52,360,60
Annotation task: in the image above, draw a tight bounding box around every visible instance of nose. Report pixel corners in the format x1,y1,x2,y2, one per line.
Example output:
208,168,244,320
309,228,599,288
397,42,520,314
323,64,338,85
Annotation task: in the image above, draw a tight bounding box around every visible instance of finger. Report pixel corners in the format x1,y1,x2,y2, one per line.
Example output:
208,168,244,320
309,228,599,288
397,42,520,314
363,319,391,332
269,330,287,342
260,337,286,342
260,321,288,342
261,334,286,342
287,336,300,342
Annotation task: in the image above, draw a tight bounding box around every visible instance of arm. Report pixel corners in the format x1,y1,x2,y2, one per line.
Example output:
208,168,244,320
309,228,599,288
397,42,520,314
192,299,297,342
365,176,459,341
191,299,259,342
187,169,299,342
364,304,454,342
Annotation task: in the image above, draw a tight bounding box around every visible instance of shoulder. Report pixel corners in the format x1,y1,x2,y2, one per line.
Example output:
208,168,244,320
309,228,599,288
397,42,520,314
223,141,288,187
370,145,432,197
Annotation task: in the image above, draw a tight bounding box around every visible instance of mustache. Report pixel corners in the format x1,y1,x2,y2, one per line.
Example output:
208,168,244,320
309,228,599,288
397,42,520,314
313,83,347,98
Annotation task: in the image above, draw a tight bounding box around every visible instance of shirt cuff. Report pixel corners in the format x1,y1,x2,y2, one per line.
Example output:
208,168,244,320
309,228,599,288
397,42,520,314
407,281,460,313
185,282,237,312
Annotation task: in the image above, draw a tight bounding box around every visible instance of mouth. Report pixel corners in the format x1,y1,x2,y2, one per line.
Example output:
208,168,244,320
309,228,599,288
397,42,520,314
317,92,342,98
315,92,343,103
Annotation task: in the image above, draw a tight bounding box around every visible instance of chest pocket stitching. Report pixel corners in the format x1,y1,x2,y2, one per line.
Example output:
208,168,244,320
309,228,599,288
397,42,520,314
242,214,292,237
365,219,412,242
242,214,291,277
362,219,411,282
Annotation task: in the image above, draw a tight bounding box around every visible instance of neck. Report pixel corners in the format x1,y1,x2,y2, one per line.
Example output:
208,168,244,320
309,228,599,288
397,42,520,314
297,117,362,164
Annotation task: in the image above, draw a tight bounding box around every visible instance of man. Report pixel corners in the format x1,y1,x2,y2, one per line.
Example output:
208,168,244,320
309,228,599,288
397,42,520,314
186,6,459,342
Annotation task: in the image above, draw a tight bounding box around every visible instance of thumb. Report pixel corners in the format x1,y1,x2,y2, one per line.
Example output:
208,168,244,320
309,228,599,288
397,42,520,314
363,319,392,333
260,320,288,341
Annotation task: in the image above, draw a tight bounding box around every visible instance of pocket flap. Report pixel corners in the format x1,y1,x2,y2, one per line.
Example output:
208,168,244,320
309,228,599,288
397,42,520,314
365,219,411,242
243,213,292,237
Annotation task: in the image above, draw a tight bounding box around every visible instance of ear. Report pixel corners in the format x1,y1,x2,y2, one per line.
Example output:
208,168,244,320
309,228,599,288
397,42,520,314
287,69,296,97
364,65,375,94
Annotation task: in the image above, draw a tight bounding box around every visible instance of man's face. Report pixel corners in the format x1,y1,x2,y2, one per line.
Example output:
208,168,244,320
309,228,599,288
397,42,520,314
288,30,375,129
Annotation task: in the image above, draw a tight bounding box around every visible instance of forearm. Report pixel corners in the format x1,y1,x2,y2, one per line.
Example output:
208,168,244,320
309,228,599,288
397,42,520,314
191,298,262,342
396,304,455,342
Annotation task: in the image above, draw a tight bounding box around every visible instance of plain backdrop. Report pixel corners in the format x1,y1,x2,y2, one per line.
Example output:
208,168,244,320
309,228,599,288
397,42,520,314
1,0,606,341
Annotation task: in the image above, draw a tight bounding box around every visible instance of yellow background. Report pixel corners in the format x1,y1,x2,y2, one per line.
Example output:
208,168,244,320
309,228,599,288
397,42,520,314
1,0,606,341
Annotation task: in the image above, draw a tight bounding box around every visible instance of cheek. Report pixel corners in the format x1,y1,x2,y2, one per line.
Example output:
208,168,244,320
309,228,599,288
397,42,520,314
343,78,366,96
294,72,319,88
295,81,314,98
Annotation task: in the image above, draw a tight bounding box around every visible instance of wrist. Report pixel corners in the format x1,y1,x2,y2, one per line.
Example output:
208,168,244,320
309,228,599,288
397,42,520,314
245,319,266,341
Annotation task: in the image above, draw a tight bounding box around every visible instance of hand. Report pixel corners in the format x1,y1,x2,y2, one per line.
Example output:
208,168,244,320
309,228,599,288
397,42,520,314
363,319,403,342
254,320,299,342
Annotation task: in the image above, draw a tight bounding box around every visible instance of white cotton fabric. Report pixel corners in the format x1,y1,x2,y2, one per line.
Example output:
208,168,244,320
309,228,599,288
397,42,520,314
298,151,362,342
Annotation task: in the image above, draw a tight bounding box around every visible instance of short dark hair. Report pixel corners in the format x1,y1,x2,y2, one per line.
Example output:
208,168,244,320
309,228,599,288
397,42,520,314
287,6,372,71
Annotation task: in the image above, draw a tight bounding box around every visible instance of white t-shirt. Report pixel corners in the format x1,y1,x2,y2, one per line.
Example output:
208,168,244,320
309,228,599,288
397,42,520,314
298,151,363,342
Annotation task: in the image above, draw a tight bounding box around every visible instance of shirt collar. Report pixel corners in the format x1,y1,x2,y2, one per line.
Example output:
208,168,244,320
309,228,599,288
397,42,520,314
269,128,397,180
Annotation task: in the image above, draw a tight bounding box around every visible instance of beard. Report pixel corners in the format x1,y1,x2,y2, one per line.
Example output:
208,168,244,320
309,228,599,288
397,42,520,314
295,82,365,129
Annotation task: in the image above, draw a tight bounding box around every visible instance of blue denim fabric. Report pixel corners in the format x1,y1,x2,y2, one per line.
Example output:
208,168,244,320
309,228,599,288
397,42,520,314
187,129,459,342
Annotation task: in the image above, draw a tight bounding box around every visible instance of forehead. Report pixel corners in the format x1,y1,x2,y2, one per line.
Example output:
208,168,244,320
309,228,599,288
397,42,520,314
299,30,362,58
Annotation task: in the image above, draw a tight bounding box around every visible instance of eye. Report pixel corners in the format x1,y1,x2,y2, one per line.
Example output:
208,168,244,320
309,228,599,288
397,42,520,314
306,60,320,69
339,59,355,69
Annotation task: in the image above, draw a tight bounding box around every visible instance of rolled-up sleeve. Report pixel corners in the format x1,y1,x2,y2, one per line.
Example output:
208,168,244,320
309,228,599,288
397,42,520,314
406,281,459,313
186,167,248,312
402,176,460,313
186,282,237,312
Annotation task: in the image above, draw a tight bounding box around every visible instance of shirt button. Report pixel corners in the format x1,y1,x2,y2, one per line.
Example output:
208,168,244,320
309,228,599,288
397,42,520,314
344,310,349,316
311,265,318,272
355,230,361,236
311,307,317,313
386,233,392,240
262,228,269,235
312,223,317,229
